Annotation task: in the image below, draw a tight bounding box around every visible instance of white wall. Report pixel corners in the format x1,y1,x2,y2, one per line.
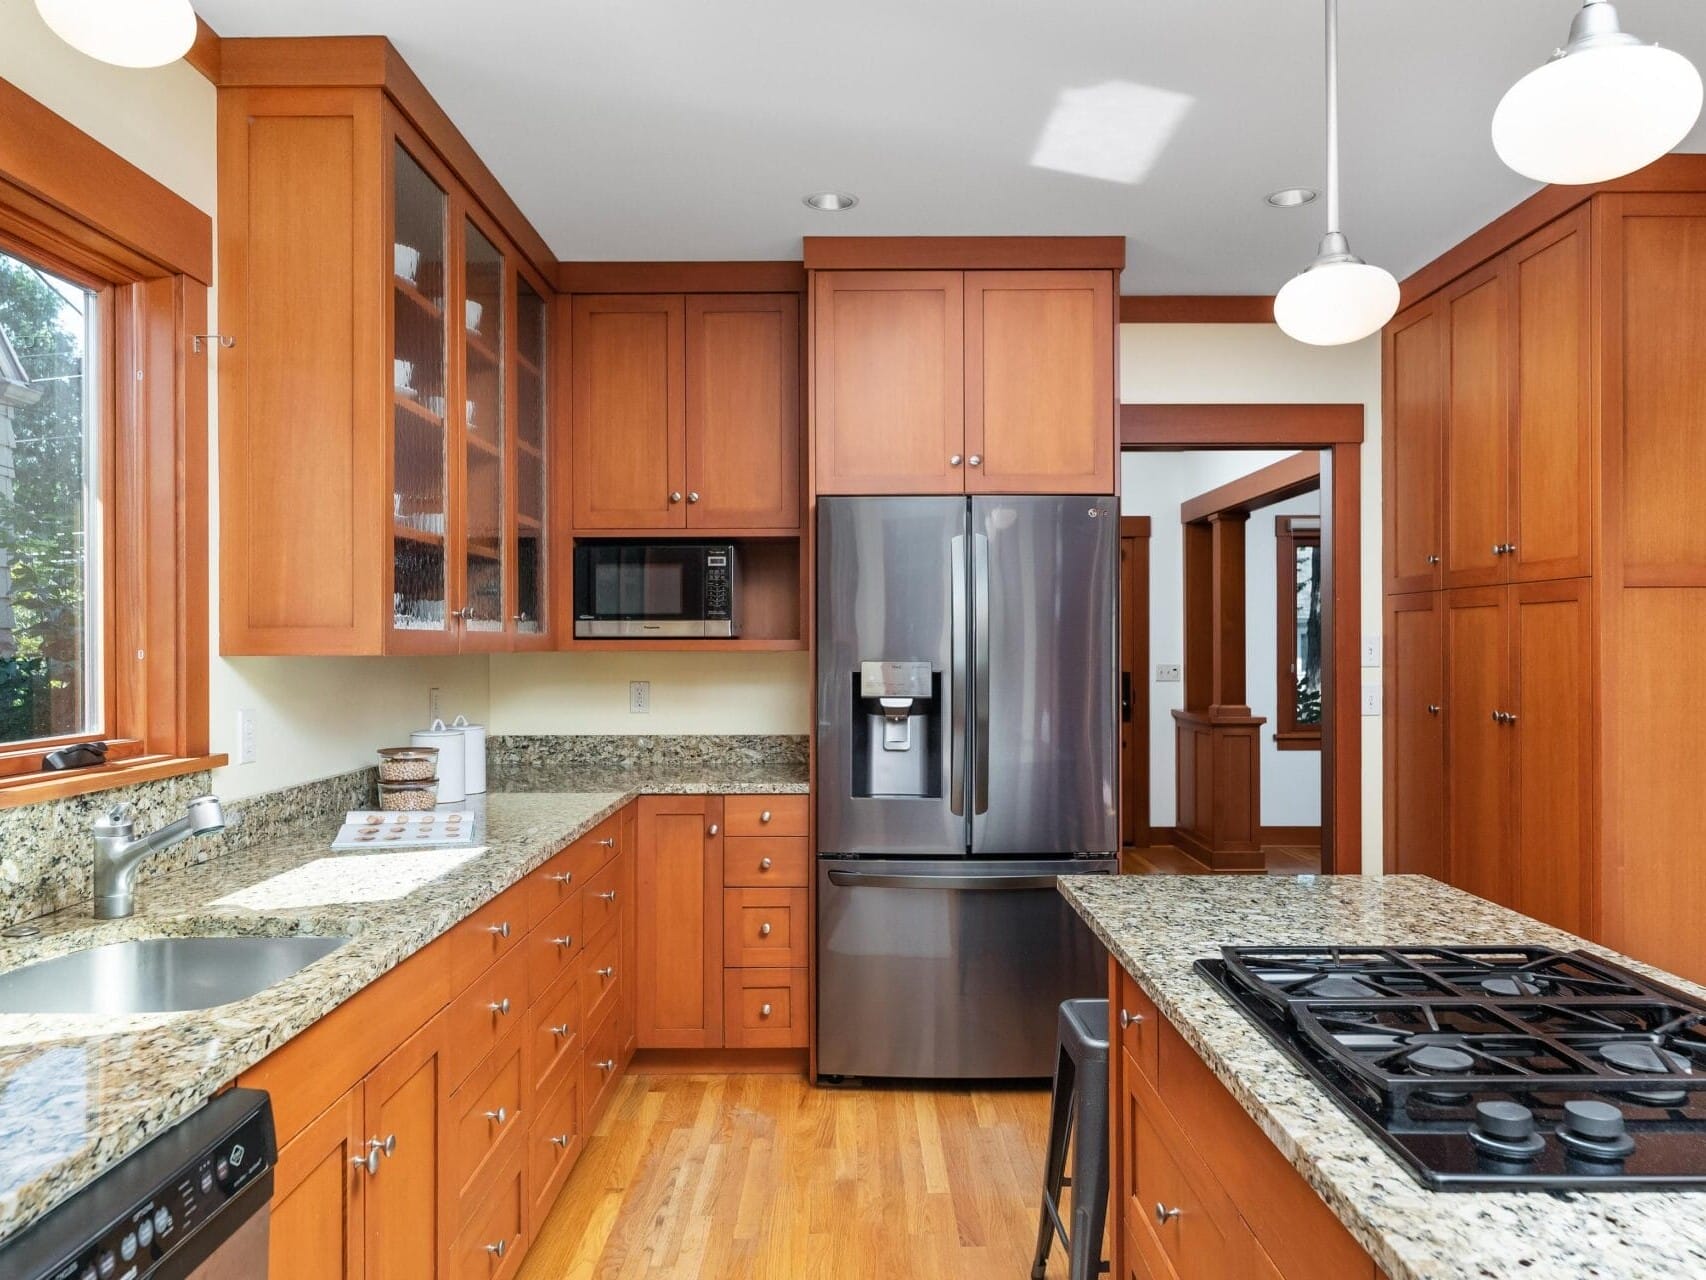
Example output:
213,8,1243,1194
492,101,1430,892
488,652,810,735
1247,493,1321,828
1120,324,1383,869
1,3,492,802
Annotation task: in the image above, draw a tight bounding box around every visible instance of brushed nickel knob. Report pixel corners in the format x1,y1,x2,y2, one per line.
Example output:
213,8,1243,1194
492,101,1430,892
949,454,963,467
547,871,573,884
708,823,720,836
669,491,683,503
487,921,511,938
484,1107,508,1125
759,922,773,937
760,809,772,823
688,491,700,503
550,1023,570,1038
759,856,773,871
1119,1008,1143,1029
760,1003,773,1018
599,890,617,902
1155,1203,1181,1225
489,997,511,1016
1427,704,1441,715
485,1240,507,1258
1426,554,1440,565
597,1058,616,1073
551,1133,571,1148
599,837,616,848
552,934,574,949
597,965,615,979
968,454,982,467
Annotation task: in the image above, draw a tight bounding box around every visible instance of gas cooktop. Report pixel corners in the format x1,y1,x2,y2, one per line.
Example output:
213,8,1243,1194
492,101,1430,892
1196,945,1706,1191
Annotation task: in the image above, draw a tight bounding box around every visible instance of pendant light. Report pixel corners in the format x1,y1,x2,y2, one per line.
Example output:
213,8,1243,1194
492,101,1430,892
35,0,197,69
1493,0,1702,186
1274,0,1399,348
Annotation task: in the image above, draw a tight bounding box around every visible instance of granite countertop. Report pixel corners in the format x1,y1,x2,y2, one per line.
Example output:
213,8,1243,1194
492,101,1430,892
0,764,806,1245
1059,874,1706,1280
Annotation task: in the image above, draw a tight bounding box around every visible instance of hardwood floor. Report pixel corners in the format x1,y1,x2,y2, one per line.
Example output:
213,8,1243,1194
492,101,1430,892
1121,843,1322,875
519,1072,1070,1280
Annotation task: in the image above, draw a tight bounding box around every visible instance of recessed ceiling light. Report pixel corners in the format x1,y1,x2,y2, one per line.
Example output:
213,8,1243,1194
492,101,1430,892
803,191,859,212
1266,187,1318,208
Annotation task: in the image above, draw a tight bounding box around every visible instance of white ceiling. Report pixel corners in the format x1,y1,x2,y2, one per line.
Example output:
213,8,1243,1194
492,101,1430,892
196,0,1706,292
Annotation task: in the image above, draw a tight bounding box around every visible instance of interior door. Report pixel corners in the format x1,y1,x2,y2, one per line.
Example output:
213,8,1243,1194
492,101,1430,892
1383,297,1445,593
571,294,686,529
1444,588,1512,906
971,495,1119,856
363,1018,445,1280
635,795,723,1047
1385,592,1444,878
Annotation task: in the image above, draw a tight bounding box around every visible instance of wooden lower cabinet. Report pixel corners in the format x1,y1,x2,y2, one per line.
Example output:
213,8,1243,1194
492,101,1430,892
243,802,640,1280
635,795,724,1047
1109,959,1378,1280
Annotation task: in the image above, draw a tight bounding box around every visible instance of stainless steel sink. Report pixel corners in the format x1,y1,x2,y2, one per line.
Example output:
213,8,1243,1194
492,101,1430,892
0,935,349,1014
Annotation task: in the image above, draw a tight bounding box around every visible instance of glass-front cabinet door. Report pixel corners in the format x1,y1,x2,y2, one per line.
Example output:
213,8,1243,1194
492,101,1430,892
514,274,549,643
459,216,507,641
390,143,452,644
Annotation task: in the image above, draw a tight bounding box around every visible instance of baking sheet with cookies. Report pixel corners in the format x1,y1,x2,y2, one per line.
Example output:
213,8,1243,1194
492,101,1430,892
331,809,478,850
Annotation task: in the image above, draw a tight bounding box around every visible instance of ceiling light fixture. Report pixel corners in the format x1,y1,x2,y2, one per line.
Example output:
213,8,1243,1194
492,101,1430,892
1274,0,1399,348
1493,0,1702,185
803,192,859,212
35,0,197,68
1266,187,1319,208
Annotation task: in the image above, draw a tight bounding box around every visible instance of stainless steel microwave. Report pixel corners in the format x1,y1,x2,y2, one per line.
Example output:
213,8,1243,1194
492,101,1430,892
573,542,739,638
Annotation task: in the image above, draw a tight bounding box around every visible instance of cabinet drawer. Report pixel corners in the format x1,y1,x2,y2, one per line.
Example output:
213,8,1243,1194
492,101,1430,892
722,887,807,967
529,964,582,1101
722,967,808,1048
451,881,529,989
527,1065,583,1234
582,857,622,942
723,794,808,837
1132,1104,1241,1280
1118,967,1159,1088
527,834,606,929
447,943,529,1090
723,836,809,887
527,890,585,1005
448,1025,526,1226
582,922,623,1035
449,1147,525,1280
581,1004,623,1127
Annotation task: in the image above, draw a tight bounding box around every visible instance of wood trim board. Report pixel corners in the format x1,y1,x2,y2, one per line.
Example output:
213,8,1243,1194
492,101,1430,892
1122,403,1364,447
1119,296,1273,324
802,235,1125,271
554,261,805,294
1179,452,1319,523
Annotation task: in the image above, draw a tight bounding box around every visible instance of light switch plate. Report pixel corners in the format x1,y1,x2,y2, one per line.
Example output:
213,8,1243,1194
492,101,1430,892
1361,634,1381,667
1156,663,1182,683
1361,683,1382,716
629,680,651,714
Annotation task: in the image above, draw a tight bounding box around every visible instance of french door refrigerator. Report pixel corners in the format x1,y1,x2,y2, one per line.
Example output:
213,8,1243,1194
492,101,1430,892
816,495,1118,1079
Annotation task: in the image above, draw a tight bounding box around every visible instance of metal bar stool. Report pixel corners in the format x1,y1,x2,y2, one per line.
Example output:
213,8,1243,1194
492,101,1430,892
1031,997,1110,1280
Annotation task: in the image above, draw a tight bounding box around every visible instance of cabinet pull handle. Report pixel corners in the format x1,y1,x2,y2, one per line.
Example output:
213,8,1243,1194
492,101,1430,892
708,823,720,836
487,921,511,938
1154,1203,1181,1225
489,997,511,1016
968,454,982,467
950,454,963,467
669,491,683,503
759,922,773,937
599,890,618,902
484,1107,508,1125
597,1058,616,1074
552,934,575,949
598,965,616,979
760,1002,773,1018
550,1023,571,1038
485,1240,508,1258
1119,1008,1144,1029
547,871,573,884
688,491,700,503
759,856,773,871
551,1133,571,1149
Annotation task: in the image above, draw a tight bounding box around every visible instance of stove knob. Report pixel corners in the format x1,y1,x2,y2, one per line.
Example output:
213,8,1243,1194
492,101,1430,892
1563,1100,1626,1142
1475,1100,1535,1141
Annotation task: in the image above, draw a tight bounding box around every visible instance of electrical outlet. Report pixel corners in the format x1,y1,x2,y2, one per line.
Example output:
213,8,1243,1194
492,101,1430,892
428,687,442,723
1155,663,1182,683
236,708,257,765
1361,633,1381,666
629,680,651,715
1362,683,1383,716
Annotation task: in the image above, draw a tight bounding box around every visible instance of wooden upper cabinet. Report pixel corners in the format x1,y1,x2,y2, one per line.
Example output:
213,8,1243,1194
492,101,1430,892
1385,592,1444,880
1383,298,1445,593
685,293,801,529
571,294,687,529
1510,208,1593,584
635,795,724,1048
963,270,1115,494
813,271,966,494
1444,588,1513,908
1442,266,1511,589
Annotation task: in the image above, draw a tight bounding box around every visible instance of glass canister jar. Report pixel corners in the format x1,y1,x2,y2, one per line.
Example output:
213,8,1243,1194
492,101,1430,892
377,746,438,782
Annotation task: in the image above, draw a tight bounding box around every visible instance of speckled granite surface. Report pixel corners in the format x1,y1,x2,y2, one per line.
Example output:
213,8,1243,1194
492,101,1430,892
0,755,807,1244
1059,874,1706,1280
489,734,809,794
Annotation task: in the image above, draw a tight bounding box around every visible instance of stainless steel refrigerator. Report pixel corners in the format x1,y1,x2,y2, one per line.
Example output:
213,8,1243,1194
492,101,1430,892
815,495,1119,1079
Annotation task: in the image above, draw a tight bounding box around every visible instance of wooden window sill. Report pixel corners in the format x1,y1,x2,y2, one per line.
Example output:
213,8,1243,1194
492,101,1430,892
1273,731,1321,753
0,754,229,808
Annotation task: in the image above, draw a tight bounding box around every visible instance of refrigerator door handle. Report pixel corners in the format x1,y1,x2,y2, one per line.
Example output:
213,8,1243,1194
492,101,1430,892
826,870,1062,891
972,530,991,815
950,532,968,817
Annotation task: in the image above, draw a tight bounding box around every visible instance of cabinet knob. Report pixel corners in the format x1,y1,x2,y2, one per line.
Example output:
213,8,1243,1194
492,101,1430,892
598,965,616,979
708,823,720,836
760,809,772,823
599,837,616,848
484,1107,508,1125
550,1023,571,1038
513,612,531,623
1154,1203,1182,1225
670,491,683,503
597,1058,616,1074
351,1145,381,1177
1426,554,1440,565
599,890,618,902
485,1240,508,1258
968,454,982,467
1427,704,1441,716
552,934,575,949
547,871,573,885
688,491,700,503
759,856,773,871
489,997,511,1016
379,1133,396,1158
551,1133,571,1149
487,921,511,938
760,1003,773,1018
759,922,773,937
950,455,963,467
1119,1008,1144,1029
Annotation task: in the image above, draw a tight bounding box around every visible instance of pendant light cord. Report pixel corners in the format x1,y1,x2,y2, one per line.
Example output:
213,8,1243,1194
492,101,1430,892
1325,0,1340,237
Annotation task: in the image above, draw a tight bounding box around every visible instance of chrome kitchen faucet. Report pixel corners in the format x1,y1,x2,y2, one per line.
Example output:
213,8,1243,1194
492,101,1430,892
92,795,226,919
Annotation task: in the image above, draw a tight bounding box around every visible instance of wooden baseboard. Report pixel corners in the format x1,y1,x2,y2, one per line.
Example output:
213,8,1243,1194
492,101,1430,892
628,1048,808,1076
1260,826,1322,846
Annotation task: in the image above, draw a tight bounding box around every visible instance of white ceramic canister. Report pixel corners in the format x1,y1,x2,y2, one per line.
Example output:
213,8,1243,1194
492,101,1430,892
452,714,487,795
410,718,466,805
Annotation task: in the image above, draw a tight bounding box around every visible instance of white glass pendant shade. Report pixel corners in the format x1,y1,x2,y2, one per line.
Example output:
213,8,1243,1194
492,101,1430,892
35,0,197,69
1494,42,1702,185
1274,257,1399,348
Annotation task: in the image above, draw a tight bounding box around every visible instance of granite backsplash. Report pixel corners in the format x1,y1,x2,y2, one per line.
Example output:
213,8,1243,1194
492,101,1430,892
486,734,808,789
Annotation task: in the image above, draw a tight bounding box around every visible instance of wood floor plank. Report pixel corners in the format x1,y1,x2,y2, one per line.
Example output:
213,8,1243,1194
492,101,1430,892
518,1073,1067,1280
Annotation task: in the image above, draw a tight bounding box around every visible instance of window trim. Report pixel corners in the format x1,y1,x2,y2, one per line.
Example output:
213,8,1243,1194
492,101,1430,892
1275,514,1322,752
0,83,222,805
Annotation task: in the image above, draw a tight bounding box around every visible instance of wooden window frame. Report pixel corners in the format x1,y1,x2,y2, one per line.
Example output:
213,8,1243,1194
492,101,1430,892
0,81,222,805
1274,514,1322,752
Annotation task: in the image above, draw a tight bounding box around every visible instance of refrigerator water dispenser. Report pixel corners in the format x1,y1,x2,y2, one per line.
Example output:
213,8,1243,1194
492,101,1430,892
852,660,939,797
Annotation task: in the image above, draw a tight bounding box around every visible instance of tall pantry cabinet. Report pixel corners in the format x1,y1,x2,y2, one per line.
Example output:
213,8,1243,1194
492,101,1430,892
1382,163,1706,987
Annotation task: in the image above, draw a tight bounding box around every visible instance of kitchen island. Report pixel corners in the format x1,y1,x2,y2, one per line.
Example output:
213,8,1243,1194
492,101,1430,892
1060,873,1706,1280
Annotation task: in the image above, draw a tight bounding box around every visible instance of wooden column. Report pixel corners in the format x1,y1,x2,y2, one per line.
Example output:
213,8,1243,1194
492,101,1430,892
1209,512,1250,715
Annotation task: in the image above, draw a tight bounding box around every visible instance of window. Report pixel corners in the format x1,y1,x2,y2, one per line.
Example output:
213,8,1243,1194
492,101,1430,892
1275,514,1322,751
0,249,100,749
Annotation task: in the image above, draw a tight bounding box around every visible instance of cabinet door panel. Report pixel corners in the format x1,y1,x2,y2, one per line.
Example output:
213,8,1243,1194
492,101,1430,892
685,293,800,529
635,796,724,1047
1443,269,1510,588
964,270,1114,494
364,1018,446,1280
1512,580,1594,935
1511,210,1593,583
512,272,550,643
814,271,964,494
1386,593,1445,879
571,295,686,528
1383,300,1445,593
1444,589,1512,906
458,214,509,645
270,1087,364,1280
